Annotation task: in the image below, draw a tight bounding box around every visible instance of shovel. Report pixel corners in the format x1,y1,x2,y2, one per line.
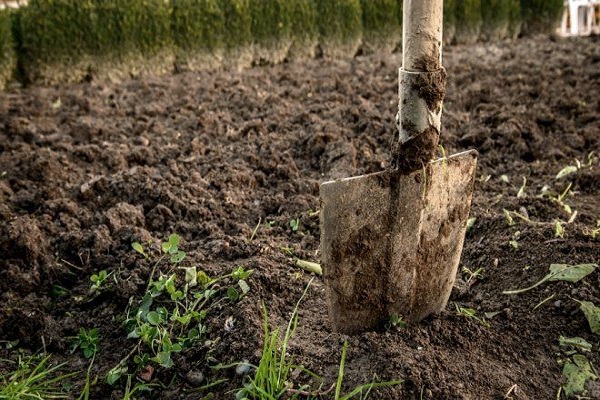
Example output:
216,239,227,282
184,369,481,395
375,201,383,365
320,0,477,334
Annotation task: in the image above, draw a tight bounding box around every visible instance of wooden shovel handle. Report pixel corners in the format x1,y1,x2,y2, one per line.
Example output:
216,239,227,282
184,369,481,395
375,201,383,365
402,0,444,72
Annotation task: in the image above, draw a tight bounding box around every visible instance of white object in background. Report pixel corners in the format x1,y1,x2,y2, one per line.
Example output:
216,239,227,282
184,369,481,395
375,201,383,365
559,0,600,36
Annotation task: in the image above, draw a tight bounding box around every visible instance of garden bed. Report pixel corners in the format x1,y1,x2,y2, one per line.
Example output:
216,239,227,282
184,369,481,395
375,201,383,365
0,34,599,399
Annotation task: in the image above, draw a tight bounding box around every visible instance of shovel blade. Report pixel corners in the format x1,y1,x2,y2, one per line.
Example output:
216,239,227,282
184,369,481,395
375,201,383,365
320,150,477,334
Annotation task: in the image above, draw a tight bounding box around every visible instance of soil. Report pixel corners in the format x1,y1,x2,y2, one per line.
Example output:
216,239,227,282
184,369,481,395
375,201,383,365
1,34,599,399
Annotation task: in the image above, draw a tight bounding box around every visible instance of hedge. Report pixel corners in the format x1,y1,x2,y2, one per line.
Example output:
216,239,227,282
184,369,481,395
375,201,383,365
360,0,401,54
520,0,563,35
171,0,225,70
249,0,292,64
0,10,16,89
316,0,363,58
443,0,456,44
454,0,482,45
287,0,318,60
3,0,567,86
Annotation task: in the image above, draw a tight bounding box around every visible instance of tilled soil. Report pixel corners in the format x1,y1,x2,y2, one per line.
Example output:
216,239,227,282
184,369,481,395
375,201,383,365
0,35,599,399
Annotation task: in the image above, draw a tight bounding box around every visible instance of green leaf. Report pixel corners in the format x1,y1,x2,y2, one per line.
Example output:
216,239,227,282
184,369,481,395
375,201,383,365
132,242,145,255
170,251,186,264
238,279,250,295
503,263,597,295
547,263,597,283
556,165,578,180
579,301,600,335
295,259,322,275
183,266,197,287
559,336,592,352
153,352,174,368
162,241,172,254
231,266,252,281
197,271,211,287
106,365,127,385
147,311,162,325
562,354,597,397
168,233,180,248
227,287,240,301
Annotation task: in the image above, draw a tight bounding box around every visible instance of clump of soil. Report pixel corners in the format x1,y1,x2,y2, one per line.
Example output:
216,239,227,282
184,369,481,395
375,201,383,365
0,35,599,399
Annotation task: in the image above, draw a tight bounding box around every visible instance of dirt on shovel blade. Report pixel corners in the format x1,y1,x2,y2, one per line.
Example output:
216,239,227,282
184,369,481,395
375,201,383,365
0,36,599,399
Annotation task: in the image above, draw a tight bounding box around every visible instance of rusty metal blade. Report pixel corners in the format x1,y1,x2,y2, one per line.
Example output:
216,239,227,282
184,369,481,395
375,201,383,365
320,150,477,334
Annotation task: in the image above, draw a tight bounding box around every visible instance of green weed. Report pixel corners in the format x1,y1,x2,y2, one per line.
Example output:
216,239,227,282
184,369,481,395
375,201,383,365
107,234,251,385
0,355,77,399
503,263,597,295
70,328,99,360
454,304,490,328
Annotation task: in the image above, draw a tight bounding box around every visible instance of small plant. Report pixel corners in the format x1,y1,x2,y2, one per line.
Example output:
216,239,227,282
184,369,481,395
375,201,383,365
236,279,401,399
108,235,252,385
385,314,407,330
237,281,313,399
289,218,300,232
462,267,484,285
89,270,112,294
70,328,100,359
508,231,520,249
576,300,600,336
503,263,597,295
0,355,77,399
516,176,527,198
454,304,490,328
554,220,564,238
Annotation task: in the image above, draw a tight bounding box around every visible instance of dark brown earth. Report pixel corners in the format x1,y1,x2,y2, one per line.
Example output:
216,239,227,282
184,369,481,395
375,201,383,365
0,34,599,399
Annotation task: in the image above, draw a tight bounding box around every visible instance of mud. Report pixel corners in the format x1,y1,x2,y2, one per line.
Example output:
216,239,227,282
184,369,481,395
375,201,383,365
0,35,599,399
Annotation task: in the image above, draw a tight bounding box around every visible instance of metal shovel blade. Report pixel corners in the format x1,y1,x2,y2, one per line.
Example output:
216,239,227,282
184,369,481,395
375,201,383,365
320,150,477,334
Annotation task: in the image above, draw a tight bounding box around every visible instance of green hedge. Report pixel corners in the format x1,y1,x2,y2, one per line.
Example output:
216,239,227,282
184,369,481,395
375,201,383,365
316,0,362,58
454,0,482,44
249,0,292,63
360,0,401,53
520,0,563,35
94,0,172,59
507,0,522,39
287,0,318,60
19,0,94,81
443,0,456,44
171,0,225,69
0,10,16,89
18,0,173,83
1,0,568,86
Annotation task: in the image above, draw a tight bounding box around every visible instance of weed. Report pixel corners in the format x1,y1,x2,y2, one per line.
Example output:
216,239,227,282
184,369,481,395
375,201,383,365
466,217,476,232
250,217,262,241
0,355,77,399
516,177,527,198
295,259,322,276
108,235,252,385
237,281,314,399
503,209,515,226
503,263,597,295
385,314,407,330
509,231,520,249
236,280,401,399
70,328,99,359
583,220,600,239
576,300,600,336
454,304,490,328
554,220,564,238
561,354,597,397
289,218,300,232
462,267,484,285
89,270,112,294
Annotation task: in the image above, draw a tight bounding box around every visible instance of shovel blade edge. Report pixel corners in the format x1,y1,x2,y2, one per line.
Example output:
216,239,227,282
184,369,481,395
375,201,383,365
320,150,477,334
